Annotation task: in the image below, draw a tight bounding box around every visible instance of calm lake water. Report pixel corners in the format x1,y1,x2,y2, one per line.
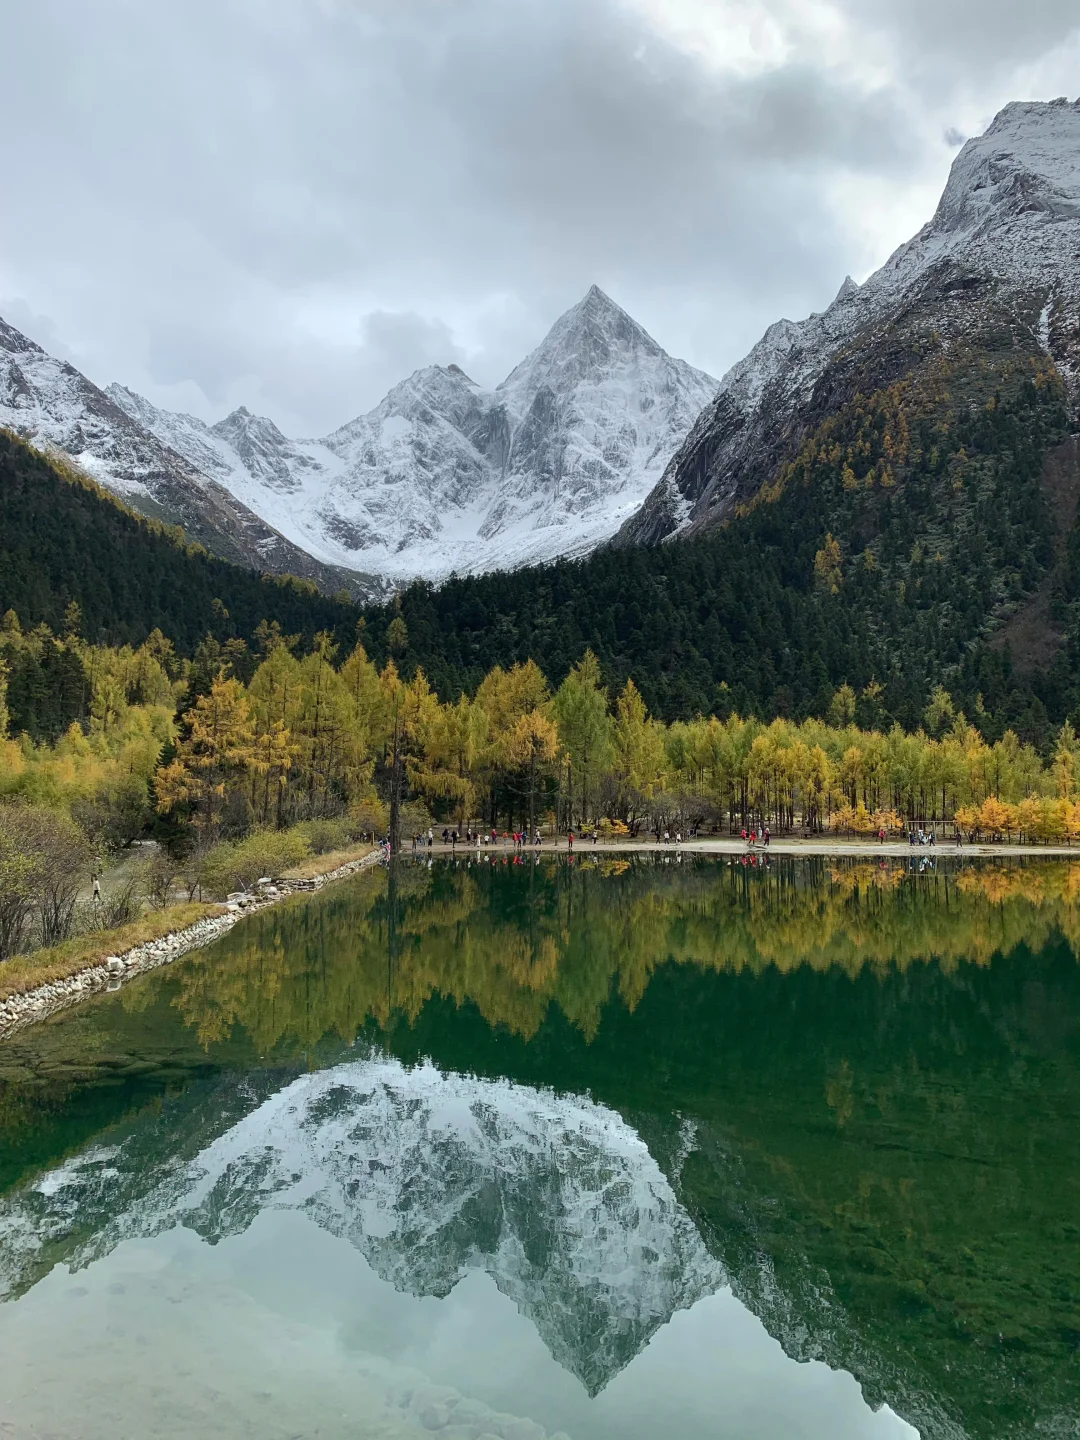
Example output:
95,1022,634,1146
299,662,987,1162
1,855,1078,1440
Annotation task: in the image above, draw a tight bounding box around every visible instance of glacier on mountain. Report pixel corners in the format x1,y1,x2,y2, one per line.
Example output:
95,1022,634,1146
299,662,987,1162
0,1055,724,1395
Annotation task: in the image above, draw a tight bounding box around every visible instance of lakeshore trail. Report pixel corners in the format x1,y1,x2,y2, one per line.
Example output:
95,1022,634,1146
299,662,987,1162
424,835,1078,859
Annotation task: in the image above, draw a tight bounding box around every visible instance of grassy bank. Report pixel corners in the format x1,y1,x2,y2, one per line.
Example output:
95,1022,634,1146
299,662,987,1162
280,843,378,881
0,903,222,1004
0,846,379,1010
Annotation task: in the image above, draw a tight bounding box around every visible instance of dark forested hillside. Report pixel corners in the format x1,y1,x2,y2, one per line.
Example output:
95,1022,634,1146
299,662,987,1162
0,429,355,653
363,356,1080,746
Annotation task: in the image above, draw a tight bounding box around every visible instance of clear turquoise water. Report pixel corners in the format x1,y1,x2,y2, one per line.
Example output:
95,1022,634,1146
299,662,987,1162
1,855,1077,1439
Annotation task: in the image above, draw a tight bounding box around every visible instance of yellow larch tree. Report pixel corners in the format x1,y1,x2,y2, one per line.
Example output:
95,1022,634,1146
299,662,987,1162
155,676,256,835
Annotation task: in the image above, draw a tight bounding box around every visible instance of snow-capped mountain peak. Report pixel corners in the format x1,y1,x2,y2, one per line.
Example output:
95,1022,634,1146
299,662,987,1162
6,285,714,588
497,284,667,409
93,288,718,584
0,315,44,358
210,406,307,492
931,98,1080,239
340,361,490,438
105,381,242,485
832,275,860,304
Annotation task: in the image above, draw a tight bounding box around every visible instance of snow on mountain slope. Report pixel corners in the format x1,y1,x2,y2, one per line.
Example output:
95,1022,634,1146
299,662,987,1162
0,316,377,595
111,287,717,584
104,383,252,490
481,286,718,558
0,1056,723,1395
620,97,1080,545
104,384,361,574
264,364,499,570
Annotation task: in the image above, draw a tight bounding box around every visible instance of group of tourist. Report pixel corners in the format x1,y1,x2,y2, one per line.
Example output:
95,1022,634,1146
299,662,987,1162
411,827,547,853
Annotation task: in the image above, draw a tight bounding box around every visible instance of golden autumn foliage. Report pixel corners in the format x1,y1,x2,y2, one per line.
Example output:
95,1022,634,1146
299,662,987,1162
813,534,843,594
142,653,1080,840
7,621,1080,847
155,677,256,829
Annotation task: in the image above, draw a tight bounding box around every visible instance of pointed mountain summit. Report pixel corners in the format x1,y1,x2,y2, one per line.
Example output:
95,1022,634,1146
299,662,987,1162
210,406,308,492
930,98,1080,240
498,284,666,408
88,288,717,584
476,287,716,552
211,406,290,457
621,97,1080,547
832,275,860,304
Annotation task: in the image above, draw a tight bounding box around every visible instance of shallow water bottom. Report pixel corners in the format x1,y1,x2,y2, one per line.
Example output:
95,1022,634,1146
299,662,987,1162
0,1210,914,1440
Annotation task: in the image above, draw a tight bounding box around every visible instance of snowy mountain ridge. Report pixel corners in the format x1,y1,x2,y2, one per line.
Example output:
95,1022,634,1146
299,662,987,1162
2,286,713,589
621,97,1080,545
0,316,374,595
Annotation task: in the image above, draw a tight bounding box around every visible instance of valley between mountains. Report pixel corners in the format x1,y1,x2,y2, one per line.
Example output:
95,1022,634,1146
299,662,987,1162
4,98,1080,628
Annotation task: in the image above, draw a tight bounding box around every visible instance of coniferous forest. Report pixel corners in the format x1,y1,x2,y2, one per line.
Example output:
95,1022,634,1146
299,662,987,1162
360,357,1080,745
0,430,354,652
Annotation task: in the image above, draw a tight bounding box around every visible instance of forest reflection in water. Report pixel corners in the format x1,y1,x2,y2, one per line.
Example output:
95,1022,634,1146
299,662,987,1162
169,851,1080,1051
0,854,1078,1440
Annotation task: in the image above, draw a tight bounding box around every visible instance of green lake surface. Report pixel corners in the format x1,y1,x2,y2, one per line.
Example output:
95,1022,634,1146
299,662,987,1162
0,854,1077,1440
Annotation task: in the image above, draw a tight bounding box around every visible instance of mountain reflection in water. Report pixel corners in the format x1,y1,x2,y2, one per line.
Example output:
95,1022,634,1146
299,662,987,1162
0,855,1078,1440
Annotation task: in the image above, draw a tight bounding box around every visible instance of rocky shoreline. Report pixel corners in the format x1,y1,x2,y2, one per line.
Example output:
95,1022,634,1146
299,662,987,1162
0,850,382,1043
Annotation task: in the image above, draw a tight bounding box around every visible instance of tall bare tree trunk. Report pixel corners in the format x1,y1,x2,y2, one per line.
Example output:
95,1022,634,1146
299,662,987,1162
528,746,536,837
388,716,403,853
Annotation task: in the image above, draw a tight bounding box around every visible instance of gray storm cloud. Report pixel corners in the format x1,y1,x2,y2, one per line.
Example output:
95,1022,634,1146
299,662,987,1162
0,0,1077,434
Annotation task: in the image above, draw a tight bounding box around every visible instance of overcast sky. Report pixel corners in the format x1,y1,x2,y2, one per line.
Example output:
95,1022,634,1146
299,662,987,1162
1,0,1078,435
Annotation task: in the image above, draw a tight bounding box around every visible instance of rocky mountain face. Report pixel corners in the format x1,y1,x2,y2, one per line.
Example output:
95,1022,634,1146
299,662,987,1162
107,286,716,585
0,1056,722,1396
0,317,372,597
621,98,1080,546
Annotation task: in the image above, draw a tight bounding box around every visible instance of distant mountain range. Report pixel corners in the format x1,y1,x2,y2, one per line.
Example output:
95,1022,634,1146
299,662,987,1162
5,97,1080,742
0,315,376,597
4,99,1079,609
1,288,715,594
